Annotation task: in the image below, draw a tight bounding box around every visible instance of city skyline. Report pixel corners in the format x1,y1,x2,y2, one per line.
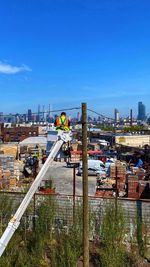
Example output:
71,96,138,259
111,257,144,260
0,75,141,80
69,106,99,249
0,100,148,121
0,1,150,116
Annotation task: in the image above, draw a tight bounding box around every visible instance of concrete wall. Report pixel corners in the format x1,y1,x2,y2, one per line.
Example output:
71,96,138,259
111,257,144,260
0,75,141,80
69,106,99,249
53,195,150,242
3,193,150,243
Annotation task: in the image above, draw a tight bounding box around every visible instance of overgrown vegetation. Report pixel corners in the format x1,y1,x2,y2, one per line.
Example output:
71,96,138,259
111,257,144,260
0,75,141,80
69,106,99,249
0,195,149,266
0,194,14,235
99,203,131,267
0,195,83,267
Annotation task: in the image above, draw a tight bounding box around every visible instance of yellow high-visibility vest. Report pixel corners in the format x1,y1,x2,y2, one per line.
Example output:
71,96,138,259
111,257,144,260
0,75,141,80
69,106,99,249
55,115,70,131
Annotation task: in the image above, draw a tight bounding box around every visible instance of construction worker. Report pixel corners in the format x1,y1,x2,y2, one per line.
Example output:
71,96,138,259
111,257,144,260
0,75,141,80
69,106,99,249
54,112,70,131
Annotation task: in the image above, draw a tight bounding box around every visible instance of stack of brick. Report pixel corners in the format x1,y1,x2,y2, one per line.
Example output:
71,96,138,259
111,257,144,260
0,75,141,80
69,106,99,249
117,162,126,192
131,167,145,180
136,169,146,180
70,152,81,162
127,174,139,198
0,170,10,189
0,155,19,190
0,173,9,189
110,164,116,179
0,146,17,157
95,189,113,197
127,165,147,199
3,170,11,189
110,161,126,192
9,176,17,189
0,155,14,175
110,162,126,178
128,174,150,199
128,170,150,199
117,165,126,180
14,161,23,180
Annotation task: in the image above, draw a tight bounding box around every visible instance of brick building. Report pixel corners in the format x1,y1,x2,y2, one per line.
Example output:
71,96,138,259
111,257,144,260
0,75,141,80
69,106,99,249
1,125,39,142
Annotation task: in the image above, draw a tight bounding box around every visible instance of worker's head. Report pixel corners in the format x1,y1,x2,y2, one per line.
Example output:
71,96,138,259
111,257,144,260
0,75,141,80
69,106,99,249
61,112,66,116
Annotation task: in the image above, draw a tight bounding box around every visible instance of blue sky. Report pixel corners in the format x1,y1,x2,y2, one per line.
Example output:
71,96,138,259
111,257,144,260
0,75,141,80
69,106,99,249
0,0,150,118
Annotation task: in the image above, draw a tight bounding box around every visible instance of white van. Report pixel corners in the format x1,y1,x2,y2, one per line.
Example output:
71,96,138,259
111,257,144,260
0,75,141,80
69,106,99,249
78,159,106,176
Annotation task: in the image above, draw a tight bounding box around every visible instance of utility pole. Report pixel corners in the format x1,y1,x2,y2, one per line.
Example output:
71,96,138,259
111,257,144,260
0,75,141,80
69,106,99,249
73,165,76,224
82,103,89,267
115,165,118,218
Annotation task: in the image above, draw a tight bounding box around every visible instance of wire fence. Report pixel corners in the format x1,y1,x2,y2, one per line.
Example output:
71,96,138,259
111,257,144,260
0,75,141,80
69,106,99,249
1,192,150,242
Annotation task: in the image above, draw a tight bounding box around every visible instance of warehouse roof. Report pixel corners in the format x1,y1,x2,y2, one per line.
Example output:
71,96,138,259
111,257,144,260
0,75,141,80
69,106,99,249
19,136,47,146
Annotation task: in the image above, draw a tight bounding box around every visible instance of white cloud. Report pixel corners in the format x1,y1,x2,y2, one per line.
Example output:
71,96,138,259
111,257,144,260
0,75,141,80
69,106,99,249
0,62,32,74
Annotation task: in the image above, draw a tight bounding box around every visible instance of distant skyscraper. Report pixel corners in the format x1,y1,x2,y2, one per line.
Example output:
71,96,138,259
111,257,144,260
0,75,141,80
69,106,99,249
32,114,37,122
42,105,46,121
0,112,4,123
137,102,146,121
15,114,19,124
130,109,133,126
77,112,80,121
38,104,40,114
36,104,40,122
49,104,52,118
114,108,119,123
23,114,27,122
28,109,32,122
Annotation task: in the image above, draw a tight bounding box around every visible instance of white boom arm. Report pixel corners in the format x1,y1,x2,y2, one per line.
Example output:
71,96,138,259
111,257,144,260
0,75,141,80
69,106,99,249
0,132,71,257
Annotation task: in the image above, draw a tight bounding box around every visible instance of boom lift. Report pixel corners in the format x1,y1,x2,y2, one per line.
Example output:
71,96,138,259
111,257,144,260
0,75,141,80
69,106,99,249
0,131,71,257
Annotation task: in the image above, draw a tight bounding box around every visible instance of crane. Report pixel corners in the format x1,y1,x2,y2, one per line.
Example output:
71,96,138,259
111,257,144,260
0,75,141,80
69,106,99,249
0,131,72,257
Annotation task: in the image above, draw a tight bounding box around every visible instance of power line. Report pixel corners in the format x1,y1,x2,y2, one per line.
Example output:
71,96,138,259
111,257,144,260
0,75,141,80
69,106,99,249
87,108,114,121
0,106,114,121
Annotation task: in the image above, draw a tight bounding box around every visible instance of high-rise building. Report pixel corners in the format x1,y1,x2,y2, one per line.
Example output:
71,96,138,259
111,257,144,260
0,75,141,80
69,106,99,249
0,112,4,123
137,102,146,121
114,108,119,123
48,104,52,118
38,104,40,115
36,104,40,122
42,105,44,120
28,109,32,122
77,112,80,122
130,109,133,126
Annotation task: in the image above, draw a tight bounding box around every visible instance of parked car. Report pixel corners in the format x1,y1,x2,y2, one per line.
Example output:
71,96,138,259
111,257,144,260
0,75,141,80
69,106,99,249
77,159,106,176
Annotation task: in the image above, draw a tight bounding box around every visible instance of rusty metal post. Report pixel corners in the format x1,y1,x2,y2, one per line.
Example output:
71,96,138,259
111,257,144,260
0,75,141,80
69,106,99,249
73,165,76,223
82,103,89,267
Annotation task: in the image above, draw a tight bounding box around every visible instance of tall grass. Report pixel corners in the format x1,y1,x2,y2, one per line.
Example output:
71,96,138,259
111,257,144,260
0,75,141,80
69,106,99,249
100,201,129,267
